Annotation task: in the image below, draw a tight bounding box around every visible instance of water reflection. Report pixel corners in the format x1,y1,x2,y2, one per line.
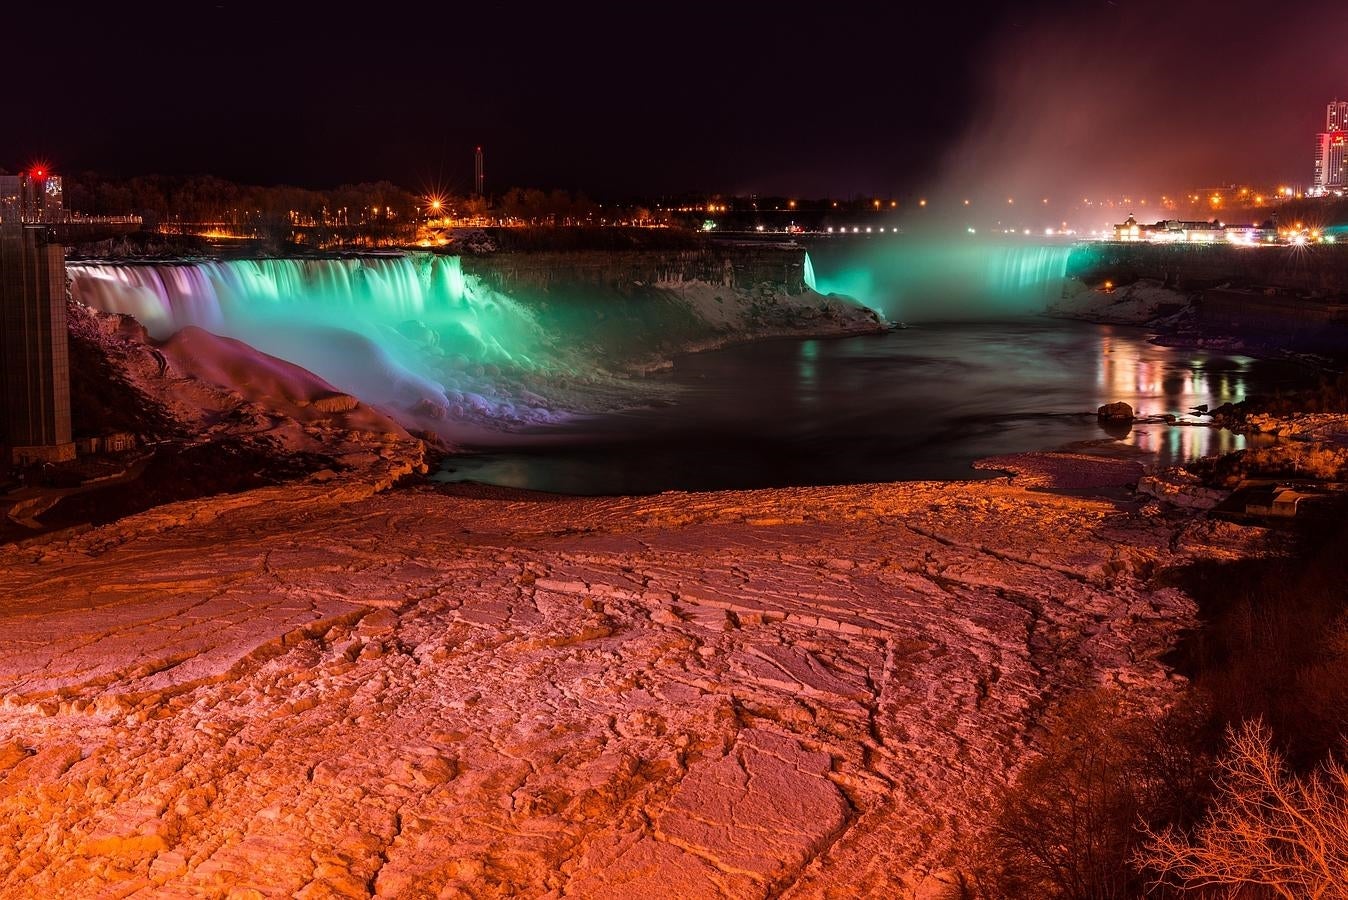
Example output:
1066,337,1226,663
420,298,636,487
439,321,1310,495
798,340,820,406
1097,336,1250,413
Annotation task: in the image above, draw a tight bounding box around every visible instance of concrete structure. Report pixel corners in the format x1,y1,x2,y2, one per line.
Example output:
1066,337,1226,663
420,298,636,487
0,168,65,224
0,224,73,464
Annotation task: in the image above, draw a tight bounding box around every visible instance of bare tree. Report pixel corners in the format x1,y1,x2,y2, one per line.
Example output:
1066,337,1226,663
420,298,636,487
1140,720,1348,899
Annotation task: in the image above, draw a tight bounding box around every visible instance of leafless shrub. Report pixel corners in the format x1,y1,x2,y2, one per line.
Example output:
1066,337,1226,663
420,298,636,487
974,690,1208,900
1140,720,1348,899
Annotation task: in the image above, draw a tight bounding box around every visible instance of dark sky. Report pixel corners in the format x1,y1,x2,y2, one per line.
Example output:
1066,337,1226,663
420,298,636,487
9,1,1345,199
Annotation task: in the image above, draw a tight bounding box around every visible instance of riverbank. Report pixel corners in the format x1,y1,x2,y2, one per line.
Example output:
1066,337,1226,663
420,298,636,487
1058,241,1348,360
0,449,1244,897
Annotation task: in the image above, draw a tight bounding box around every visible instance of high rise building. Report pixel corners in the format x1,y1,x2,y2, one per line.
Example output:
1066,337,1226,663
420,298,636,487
0,223,73,463
0,168,66,224
1329,100,1348,131
474,146,484,197
1315,131,1348,194
1313,101,1348,195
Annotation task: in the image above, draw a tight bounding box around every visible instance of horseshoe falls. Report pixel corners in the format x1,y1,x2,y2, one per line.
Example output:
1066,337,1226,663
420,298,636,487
805,240,1074,322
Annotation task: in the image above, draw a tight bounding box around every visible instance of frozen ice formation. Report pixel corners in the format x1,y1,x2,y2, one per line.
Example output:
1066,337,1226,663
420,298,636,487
0,465,1235,897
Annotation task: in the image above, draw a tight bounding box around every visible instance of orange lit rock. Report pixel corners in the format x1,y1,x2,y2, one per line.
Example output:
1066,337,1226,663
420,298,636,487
0,462,1221,895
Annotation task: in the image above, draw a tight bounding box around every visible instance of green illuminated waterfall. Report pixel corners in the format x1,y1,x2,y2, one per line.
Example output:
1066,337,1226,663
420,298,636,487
805,239,1073,321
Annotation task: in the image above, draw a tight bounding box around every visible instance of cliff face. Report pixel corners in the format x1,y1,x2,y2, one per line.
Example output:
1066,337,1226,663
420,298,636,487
460,245,813,297
1067,242,1348,295
455,246,881,374
1065,243,1348,349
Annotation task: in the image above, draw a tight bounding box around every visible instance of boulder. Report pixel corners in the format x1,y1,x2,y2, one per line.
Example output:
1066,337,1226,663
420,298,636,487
1097,401,1134,421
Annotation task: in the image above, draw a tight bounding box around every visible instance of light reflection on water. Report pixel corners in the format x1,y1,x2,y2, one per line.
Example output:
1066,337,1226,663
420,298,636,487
439,320,1310,495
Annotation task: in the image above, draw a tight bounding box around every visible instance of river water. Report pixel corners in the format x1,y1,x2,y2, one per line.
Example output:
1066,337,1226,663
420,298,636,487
437,319,1309,495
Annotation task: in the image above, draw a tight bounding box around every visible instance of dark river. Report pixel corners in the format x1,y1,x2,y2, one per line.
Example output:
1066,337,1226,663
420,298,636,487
436,319,1309,495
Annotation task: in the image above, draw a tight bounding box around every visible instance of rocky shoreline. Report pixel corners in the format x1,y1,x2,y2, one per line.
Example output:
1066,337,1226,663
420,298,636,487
0,445,1245,897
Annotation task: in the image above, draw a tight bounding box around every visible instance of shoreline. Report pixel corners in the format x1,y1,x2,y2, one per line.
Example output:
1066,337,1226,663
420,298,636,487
0,448,1217,895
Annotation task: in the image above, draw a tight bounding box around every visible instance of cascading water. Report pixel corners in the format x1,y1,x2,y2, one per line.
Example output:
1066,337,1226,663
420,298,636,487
69,255,591,439
805,239,1073,322
69,252,880,442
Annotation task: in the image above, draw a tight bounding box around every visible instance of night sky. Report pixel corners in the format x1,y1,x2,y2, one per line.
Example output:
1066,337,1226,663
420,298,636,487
11,1,1347,199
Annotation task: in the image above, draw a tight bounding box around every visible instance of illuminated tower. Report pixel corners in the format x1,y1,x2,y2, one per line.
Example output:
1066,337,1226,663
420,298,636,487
1329,100,1348,131
474,146,484,197
1315,131,1348,195
0,223,73,463
1314,102,1348,195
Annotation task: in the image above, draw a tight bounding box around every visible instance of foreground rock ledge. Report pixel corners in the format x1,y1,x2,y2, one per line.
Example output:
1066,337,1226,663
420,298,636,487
0,474,1237,897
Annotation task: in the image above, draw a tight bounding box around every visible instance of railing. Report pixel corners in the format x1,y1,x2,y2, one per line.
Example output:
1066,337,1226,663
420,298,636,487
0,214,143,225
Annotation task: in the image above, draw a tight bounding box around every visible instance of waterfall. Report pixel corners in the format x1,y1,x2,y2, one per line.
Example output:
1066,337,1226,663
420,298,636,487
69,255,579,437
805,240,1072,321
68,251,878,441
803,252,818,292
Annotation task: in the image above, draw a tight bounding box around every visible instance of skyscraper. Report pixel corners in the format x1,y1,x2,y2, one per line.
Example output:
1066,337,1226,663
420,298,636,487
1329,100,1348,131
1315,131,1348,194
474,146,485,197
0,223,73,463
1313,102,1348,195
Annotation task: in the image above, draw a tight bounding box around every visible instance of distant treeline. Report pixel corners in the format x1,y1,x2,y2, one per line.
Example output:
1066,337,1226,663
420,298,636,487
54,172,622,230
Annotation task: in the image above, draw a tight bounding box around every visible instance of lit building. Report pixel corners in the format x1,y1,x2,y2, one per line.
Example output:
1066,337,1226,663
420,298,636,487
0,167,66,223
1328,100,1348,132
1114,214,1143,241
1113,215,1227,243
0,223,73,463
1314,131,1348,194
1313,101,1348,195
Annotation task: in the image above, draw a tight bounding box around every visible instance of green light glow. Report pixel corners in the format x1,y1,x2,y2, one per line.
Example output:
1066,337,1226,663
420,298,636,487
806,240,1074,321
